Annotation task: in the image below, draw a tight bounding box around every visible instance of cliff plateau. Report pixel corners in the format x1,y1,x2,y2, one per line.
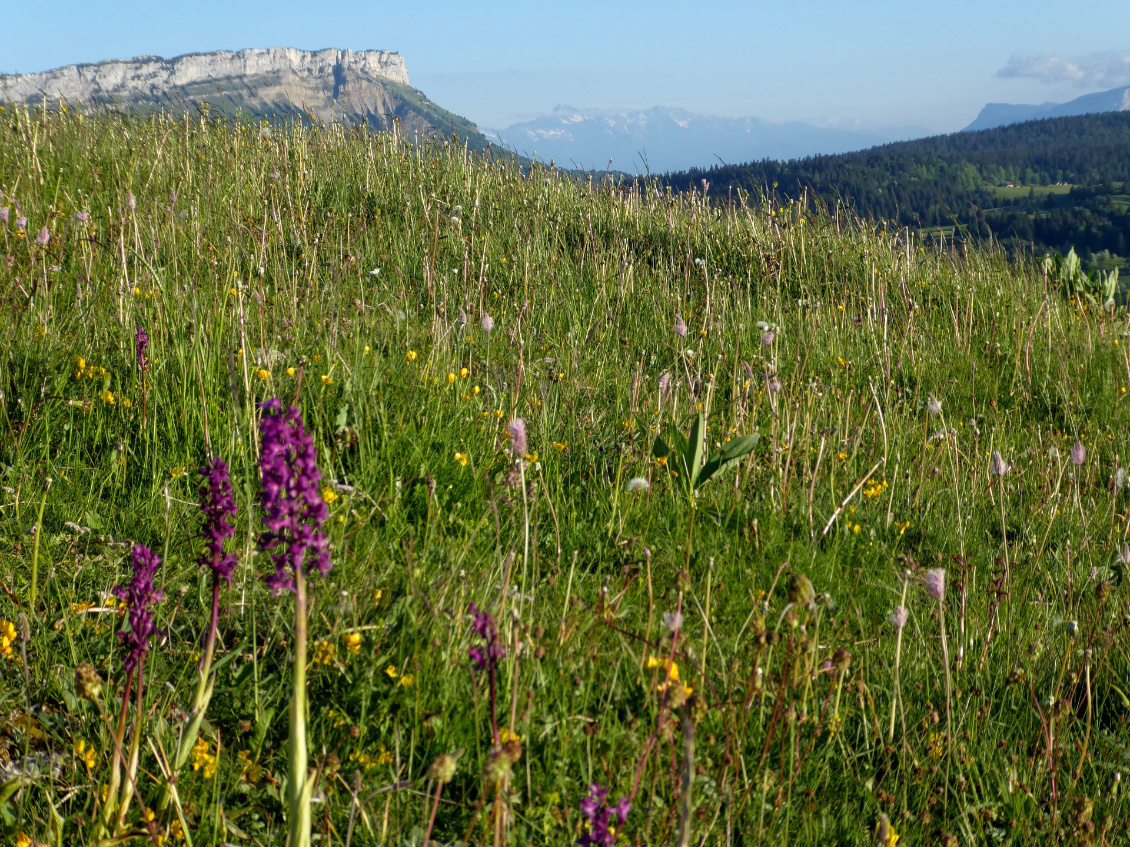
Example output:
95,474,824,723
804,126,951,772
0,47,487,147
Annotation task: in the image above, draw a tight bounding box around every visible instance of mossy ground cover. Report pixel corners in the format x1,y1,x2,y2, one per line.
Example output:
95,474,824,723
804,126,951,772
1,107,1129,846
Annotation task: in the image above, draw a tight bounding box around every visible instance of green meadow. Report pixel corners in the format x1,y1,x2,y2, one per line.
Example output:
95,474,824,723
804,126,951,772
2,107,1129,846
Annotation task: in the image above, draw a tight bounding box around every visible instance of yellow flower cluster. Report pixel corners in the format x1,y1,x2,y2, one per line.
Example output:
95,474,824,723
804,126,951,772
863,479,889,500
73,356,110,381
646,655,692,697
191,737,218,778
0,620,16,659
313,640,336,665
75,738,97,769
343,632,362,654
349,744,394,768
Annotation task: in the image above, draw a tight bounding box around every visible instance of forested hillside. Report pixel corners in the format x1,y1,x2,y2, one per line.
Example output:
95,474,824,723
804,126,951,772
668,111,1130,267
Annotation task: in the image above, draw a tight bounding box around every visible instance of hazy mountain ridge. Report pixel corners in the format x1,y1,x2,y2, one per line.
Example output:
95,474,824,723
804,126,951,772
485,105,925,173
0,48,491,149
965,85,1130,131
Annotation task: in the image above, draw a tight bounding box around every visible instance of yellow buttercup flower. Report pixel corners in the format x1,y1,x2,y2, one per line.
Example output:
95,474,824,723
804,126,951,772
321,486,340,504
75,739,97,770
286,367,296,377
321,374,333,385
446,372,456,384
399,674,415,687
454,452,469,467
385,665,398,679
552,442,567,452
255,368,270,380
343,632,362,654
459,367,469,379
406,350,417,362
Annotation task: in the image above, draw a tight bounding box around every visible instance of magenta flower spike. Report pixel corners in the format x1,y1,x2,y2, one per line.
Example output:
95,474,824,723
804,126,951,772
257,399,330,593
198,458,238,583
112,545,164,673
578,783,630,846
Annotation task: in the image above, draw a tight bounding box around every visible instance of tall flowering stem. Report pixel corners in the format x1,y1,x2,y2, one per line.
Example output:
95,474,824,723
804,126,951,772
257,399,330,847
103,544,163,835
135,325,149,424
160,458,238,810
468,602,505,744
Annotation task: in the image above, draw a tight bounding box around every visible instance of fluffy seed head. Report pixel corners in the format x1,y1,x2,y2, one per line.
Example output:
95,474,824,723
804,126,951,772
1071,440,1086,466
509,418,527,459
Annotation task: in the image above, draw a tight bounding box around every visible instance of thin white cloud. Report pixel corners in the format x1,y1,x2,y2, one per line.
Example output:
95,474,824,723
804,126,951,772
997,51,1130,88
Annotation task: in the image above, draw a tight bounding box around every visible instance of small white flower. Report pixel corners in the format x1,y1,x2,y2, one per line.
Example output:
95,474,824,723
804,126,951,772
369,268,381,276
625,477,650,493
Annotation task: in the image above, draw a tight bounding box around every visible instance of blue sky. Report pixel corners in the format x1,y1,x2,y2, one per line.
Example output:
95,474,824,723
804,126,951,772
3,0,1129,132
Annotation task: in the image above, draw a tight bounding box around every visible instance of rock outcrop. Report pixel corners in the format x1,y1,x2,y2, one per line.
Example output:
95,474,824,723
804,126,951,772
0,48,486,145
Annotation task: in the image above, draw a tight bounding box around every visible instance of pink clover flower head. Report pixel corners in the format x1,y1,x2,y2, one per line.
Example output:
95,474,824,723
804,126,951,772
658,372,671,394
674,314,687,338
509,417,527,459
126,191,137,210
888,605,908,629
198,458,238,583
924,568,946,603
1071,440,1086,466
257,398,330,594
481,314,494,333
113,544,164,673
75,210,90,223
0,207,8,224
578,782,630,846
15,216,27,230
36,227,50,246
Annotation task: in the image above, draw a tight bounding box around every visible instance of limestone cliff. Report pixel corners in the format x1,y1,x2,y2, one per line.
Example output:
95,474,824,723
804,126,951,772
0,47,485,146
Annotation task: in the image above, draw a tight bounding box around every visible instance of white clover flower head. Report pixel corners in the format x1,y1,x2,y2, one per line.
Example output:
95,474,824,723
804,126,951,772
369,268,381,276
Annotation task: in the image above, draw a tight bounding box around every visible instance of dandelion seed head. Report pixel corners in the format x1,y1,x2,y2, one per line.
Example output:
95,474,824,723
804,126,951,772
625,477,650,493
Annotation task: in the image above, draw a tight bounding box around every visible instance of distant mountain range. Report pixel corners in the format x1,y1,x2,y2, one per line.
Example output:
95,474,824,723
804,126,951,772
0,48,495,152
965,84,1130,131
484,105,927,173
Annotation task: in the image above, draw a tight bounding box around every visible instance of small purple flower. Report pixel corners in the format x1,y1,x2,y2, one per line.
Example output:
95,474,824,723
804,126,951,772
888,606,908,629
198,458,238,583
924,569,946,603
509,418,527,459
674,314,687,338
112,545,164,673
1071,440,1085,466
257,399,331,593
658,372,671,395
467,602,505,673
15,216,27,231
36,227,50,247
75,210,90,223
761,331,775,346
578,783,630,846
135,325,150,374
0,207,8,224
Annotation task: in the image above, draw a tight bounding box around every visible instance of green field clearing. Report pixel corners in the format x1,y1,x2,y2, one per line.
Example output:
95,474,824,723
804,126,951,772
2,111,1130,847
986,183,1075,200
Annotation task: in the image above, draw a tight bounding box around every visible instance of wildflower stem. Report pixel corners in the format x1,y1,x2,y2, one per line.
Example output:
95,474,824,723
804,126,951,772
288,568,312,847
28,483,49,613
888,578,909,742
422,779,444,847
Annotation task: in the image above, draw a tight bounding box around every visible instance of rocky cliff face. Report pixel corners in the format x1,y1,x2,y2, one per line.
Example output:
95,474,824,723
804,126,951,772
0,48,484,144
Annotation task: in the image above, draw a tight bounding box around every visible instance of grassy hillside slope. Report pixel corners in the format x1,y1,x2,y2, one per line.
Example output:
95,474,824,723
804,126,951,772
2,108,1130,846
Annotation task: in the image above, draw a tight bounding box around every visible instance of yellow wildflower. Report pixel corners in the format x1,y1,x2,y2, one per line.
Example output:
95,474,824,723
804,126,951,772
343,632,362,654
321,374,333,385
75,739,96,770
376,745,394,765
406,350,418,362
313,640,336,665
385,665,398,679
459,367,469,379
99,389,115,405
498,728,521,743
286,366,296,377
454,452,469,467
552,442,567,452
321,486,340,504
256,368,270,380
190,737,217,778
472,385,481,395
399,674,415,687
446,372,456,384
525,451,539,463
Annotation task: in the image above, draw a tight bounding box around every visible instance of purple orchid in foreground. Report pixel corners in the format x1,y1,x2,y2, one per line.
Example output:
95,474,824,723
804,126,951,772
578,783,630,846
